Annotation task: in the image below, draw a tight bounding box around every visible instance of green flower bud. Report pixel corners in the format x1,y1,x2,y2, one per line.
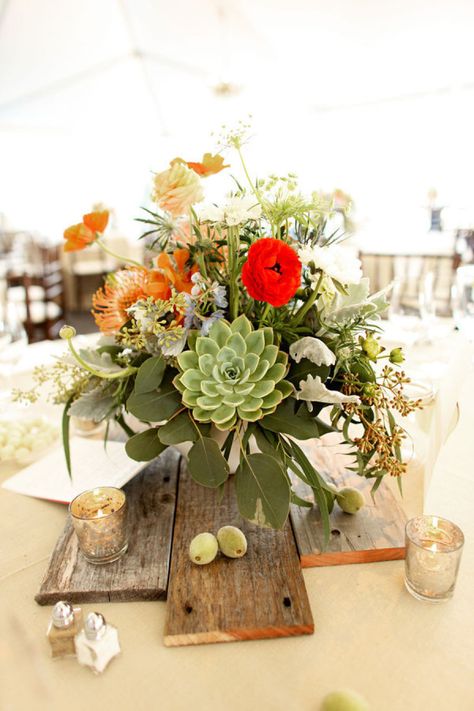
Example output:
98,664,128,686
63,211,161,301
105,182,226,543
336,487,365,514
321,689,370,711
59,325,77,340
360,333,382,361
217,526,248,558
189,532,218,565
362,383,378,399
389,347,404,365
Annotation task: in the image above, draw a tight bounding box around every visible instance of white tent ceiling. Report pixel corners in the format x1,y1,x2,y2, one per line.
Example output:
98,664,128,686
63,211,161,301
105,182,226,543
1,0,473,238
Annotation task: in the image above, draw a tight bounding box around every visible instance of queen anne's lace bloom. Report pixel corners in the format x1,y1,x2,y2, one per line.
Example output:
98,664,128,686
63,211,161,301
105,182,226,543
199,195,262,226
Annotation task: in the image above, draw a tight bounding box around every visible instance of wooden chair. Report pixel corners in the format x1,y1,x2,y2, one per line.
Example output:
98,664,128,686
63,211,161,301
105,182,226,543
7,244,66,341
359,252,459,317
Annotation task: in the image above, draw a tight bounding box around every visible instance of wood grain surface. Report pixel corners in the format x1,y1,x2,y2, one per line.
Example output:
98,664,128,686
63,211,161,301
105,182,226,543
164,461,314,646
35,448,180,605
290,469,407,567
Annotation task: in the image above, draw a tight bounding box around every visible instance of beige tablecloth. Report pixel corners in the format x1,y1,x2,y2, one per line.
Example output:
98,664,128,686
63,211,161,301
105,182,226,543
1,337,473,711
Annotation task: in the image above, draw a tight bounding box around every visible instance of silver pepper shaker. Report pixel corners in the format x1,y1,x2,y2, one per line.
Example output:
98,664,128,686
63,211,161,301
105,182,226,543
47,601,83,658
74,612,120,673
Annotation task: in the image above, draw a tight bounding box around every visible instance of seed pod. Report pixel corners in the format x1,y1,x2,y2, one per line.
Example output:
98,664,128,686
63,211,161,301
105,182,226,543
321,689,370,711
336,487,365,515
217,526,248,558
189,532,218,565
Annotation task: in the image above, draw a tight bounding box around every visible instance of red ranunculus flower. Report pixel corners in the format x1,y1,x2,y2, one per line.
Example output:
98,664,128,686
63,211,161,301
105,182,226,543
241,237,301,307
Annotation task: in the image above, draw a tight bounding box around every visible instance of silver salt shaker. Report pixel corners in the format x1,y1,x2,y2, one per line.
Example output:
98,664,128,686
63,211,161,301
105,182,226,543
74,612,120,673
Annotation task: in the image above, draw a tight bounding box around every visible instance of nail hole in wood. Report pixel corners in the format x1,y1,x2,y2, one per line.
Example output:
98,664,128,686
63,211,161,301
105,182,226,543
331,529,341,536
283,597,291,608
163,476,170,483
185,605,193,614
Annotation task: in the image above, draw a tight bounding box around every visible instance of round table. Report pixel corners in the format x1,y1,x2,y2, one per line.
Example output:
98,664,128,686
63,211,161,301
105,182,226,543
1,334,473,711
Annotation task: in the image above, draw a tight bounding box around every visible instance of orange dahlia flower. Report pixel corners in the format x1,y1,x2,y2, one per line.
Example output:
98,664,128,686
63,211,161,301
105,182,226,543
63,210,109,252
92,268,151,334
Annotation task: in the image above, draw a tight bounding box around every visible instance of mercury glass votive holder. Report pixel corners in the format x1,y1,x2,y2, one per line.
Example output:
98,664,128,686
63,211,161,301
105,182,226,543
69,487,128,564
405,515,464,602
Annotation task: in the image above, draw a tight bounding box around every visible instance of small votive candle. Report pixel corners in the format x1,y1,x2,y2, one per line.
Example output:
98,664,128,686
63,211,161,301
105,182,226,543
405,515,464,602
69,487,128,565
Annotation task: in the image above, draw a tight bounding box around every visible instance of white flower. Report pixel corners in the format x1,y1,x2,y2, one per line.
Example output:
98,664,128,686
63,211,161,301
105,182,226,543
298,244,362,285
296,374,360,406
289,337,336,366
199,195,262,226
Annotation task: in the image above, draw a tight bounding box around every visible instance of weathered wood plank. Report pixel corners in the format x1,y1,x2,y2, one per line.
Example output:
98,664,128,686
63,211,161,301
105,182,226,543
164,461,314,646
290,467,407,567
35,448,180,605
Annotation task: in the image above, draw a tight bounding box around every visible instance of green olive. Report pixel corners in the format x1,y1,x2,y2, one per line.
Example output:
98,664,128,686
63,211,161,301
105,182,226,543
217,526,248,558
189,532,218,565
321,689,370,711
336,487,365,514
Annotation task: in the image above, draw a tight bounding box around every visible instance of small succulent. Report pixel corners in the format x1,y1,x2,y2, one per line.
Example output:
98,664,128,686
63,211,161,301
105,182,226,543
174,315,293,430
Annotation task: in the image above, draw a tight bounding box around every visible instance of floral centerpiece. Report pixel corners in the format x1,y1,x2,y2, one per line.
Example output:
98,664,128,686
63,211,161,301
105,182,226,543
19,124,419,539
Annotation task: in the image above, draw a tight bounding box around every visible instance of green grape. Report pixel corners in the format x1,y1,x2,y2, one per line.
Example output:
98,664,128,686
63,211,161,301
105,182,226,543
321,689,370,711
217,526,248,558
336,487,365,514
189,533,218,565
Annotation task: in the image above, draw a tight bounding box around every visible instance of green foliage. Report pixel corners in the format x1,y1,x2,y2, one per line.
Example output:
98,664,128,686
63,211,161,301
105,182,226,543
126,369,181,422
125,428,167,461
235,453,290,529
134,355,166,394
260,397,321,439
187,437,230,488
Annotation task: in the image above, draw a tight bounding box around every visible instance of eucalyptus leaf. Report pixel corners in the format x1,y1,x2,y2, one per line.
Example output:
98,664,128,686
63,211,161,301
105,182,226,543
126,371,181,422
260,397,320,439
235,453,290,529
135,355,166,394
187,437,230,488
158,412,199,445
125,428,167,461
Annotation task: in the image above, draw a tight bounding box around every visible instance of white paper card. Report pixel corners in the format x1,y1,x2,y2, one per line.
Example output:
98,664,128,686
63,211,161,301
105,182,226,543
2,437,145,504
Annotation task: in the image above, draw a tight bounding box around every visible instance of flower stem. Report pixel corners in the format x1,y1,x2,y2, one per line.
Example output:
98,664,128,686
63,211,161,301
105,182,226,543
259,302,271,326
95,238,143,269
291,271,324,327
66,338,138,380
237,148,262,206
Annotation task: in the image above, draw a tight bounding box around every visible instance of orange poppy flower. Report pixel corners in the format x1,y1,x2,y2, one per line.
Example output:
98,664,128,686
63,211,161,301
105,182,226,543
172,153,229,178
144,271,172,301
63,210,109,252
92,268,150,334
155,248,198,294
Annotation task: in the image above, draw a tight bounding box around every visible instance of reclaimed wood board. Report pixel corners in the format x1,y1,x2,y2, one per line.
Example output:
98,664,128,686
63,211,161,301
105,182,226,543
290,468,407,567
164,461,314,647
35,448,180,605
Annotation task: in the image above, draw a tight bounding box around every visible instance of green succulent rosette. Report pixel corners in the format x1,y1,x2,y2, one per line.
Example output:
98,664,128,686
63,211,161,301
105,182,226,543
174,315,293,430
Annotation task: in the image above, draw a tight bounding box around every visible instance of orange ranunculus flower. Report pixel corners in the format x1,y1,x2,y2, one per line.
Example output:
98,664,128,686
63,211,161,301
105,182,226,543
154,248,198,294
92,268,150,334
63,210,109,252
174,153,229,177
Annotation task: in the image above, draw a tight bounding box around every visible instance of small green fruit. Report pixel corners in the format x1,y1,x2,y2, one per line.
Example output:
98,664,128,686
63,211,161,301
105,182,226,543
217,526,248,558
189,532,218,565
321,689,370,711
336,487,365,514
